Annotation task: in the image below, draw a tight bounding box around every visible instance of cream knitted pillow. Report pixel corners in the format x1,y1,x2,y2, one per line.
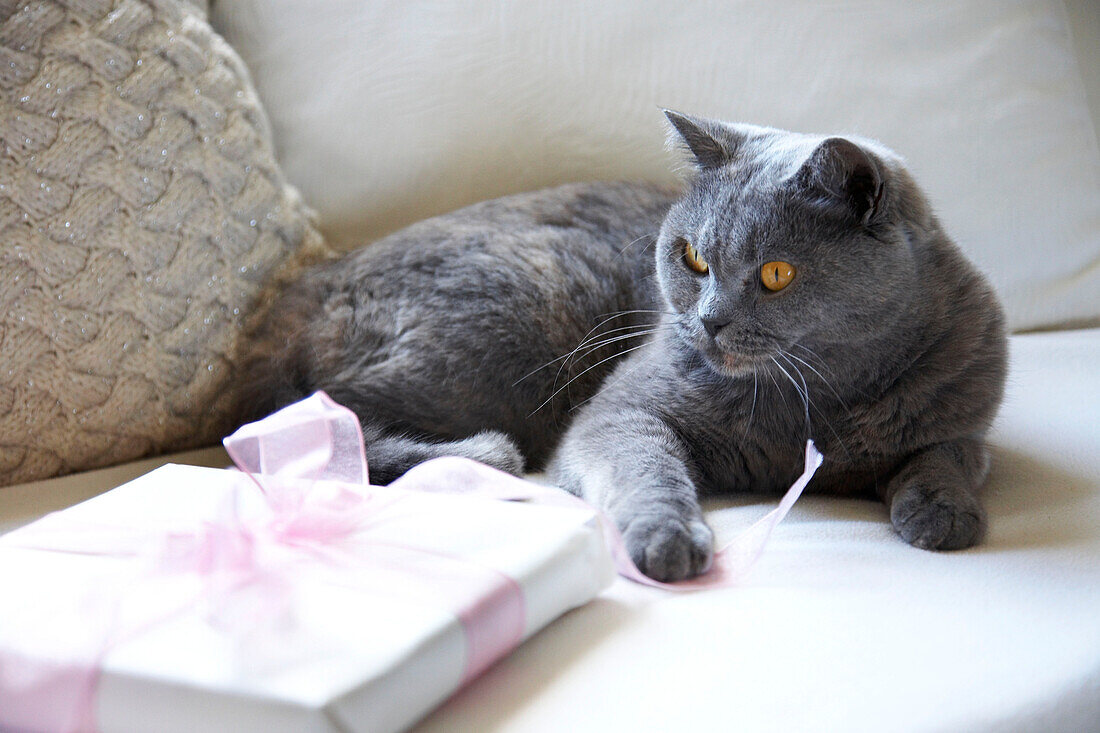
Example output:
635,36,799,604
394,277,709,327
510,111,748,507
0,0,332,485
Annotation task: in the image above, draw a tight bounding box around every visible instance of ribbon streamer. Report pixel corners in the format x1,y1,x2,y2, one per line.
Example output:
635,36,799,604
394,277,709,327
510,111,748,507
391,437,823,591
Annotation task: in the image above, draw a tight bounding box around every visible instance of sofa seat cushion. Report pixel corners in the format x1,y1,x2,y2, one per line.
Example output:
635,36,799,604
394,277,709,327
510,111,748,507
3,329,1098,730
415,328,1100,732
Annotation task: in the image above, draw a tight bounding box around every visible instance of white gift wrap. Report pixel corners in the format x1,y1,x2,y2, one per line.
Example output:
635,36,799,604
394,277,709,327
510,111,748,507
0,464,615,733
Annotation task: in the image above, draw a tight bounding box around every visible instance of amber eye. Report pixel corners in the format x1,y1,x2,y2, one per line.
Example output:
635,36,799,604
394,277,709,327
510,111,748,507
682,240,709,274
761,261,796,291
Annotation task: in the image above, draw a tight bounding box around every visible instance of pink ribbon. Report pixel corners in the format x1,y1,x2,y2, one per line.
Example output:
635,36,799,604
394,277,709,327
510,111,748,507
0,392,821,733
392,438,823,591
221,392,527,681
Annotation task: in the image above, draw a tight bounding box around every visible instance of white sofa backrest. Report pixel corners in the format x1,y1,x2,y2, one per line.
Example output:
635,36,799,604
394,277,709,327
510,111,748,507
213,0,1100,333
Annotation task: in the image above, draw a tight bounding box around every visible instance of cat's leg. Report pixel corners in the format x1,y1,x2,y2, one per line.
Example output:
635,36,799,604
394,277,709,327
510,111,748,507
882,437,990,550
360,422,525,485
551,409,713,581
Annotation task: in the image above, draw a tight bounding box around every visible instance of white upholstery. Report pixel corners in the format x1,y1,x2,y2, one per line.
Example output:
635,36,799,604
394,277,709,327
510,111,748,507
4,329,1099,731
409,328,1100,733
211,0,1100,332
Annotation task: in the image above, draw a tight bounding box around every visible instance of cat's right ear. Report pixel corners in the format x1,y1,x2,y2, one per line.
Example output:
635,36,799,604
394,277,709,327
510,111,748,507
663,110,742,170
793,137,885,225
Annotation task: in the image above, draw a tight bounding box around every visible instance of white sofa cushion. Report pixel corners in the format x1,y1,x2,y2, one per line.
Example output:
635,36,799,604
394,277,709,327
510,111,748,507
412,328,1100,732
4,329,1098,731
212,0,1100,333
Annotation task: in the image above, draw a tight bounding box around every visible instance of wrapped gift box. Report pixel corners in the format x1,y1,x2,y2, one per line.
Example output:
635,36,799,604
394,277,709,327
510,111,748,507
0,459,615,733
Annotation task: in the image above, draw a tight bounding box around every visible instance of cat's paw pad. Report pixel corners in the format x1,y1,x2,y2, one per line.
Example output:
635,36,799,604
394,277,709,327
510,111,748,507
621,512,714,582
890,483,985,551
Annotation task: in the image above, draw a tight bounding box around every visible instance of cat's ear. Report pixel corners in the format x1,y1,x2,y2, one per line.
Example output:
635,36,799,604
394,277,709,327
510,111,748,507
663,110,743,169
794,137,885,225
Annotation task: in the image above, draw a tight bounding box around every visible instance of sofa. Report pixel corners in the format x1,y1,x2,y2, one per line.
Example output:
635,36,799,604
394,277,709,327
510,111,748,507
3,0,1098,730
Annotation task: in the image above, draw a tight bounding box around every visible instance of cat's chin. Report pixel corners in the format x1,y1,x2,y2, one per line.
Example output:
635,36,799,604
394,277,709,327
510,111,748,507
698,348,765,379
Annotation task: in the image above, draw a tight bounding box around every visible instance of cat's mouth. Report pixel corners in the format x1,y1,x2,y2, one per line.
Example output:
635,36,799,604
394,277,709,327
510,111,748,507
719,351,754,372
714,348,774,376
674,318,783,377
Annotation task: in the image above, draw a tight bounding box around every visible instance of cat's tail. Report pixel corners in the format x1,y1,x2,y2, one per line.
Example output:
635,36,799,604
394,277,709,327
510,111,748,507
359,423,526,485
232,270,526,483
236,335,527,483
233,274,525,483
232,268,339,426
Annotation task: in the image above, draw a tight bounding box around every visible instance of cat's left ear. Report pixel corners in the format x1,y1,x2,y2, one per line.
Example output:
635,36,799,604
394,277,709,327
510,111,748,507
794,137,885,225
663,110,744,169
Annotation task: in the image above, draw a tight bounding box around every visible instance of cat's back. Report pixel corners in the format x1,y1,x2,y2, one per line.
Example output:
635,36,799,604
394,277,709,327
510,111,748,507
322,181,677,373
240,180,678,465
332,180,674,302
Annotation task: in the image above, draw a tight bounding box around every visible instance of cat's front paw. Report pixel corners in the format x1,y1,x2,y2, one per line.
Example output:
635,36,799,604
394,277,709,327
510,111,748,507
890,481,985,551
621,510,714,582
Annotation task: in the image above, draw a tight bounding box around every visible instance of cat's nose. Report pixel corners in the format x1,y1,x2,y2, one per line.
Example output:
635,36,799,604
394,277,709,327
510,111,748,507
702,317,730,339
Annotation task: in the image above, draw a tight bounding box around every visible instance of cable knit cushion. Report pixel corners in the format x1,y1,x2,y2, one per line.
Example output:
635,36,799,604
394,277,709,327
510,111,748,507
0,0,332,486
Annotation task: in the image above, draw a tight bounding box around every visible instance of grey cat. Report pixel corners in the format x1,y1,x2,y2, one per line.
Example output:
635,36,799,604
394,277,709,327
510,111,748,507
239,112,1007,582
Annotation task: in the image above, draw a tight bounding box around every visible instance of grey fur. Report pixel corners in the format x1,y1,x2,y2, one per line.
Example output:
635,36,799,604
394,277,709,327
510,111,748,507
237,181,676,482
239,113,1007,581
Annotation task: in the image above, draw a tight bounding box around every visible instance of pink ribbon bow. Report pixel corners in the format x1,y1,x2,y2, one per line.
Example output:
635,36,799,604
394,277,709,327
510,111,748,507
222,392,528,683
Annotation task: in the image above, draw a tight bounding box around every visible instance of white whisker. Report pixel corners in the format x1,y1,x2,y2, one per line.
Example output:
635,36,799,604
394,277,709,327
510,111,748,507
567,328,668,365
791,343,873,401
784,351,849,409
513,318,664,386
770,354,810,430
614,233,658,260
741,366,759,441
762,359,788,407
780,350,853,459
528,341,653,417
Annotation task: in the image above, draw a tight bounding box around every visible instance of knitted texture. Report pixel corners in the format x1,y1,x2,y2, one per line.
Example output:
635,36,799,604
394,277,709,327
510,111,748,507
0,0,333,486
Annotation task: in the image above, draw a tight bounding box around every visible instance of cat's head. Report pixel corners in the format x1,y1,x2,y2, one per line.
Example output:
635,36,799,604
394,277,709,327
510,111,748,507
656,111,930,377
